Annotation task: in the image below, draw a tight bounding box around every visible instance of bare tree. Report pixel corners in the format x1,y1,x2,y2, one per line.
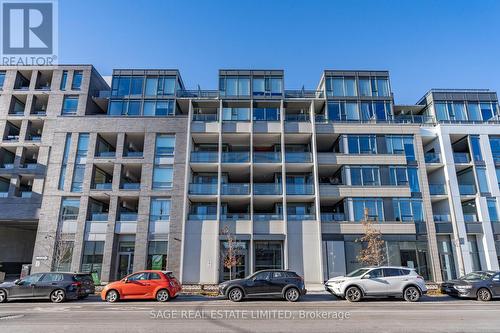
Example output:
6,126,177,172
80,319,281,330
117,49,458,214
356,208,385,266
220,226,243,280
44,234,74,272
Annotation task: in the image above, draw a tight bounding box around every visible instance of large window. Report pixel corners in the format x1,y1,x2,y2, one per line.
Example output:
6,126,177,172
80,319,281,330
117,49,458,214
357,77,390,97
60,198,80,220
150,198,171,221
490,136,500,163
475,167,490,194
148,241,168,270
222,107,250,121
352,198,384,222
153,166,173,189
360,102,392,121
108,100,141,116
346,135,377,154
61,96,79,115
0,71,5,89
219,76,250,97
142,100,175,116
76,133,89,160
145,76,176,96
487,198,499,223
81,241,104,277
60,71,67,90
253,108,280,121
386,135,415,161
326,77,357,97
348,166,380,186
393,198,424,222
71,71,83,90
254,241,283,271
252,76,282,96
71,164,85,192
112,76,144,96
327,102,359,121
469,135,483,162
155,135,175,157
435,101,498,122
58,134,72,190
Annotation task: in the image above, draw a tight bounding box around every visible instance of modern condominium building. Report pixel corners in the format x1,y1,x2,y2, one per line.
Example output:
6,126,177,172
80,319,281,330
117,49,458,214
0,65,498,287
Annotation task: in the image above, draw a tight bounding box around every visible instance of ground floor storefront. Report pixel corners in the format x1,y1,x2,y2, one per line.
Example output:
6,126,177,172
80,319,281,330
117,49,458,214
0,224,36,279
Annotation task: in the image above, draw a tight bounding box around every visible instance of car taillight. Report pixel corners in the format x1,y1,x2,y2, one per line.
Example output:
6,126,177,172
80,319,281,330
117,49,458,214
417,275,424,280
72,282,82,288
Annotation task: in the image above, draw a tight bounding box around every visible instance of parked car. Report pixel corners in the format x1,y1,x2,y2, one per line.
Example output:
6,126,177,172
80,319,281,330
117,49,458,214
324,266,427,302
0,272,95,303
440,271,500,301
219,269,307,302
101,270,182,302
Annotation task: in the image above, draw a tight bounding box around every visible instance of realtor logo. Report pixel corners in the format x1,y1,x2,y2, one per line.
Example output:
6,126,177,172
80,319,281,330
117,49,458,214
1,0,58,65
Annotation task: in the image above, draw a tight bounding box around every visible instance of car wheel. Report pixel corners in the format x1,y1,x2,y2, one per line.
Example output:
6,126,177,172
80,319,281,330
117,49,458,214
50,289,66,303
156,289,170,302
477,288,492,302
0,289,7,303
404,286,421,302
284,287,300,302
106,290,119,303
345,286,362,302
228,287,244,302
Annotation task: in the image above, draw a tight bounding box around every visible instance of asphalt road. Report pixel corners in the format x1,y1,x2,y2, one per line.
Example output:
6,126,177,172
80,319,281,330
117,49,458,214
1,293,499,333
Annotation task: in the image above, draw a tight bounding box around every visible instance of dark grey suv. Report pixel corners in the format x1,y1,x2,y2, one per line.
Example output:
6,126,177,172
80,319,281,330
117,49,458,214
219,270,307,302
441,271,500,301
0,272,95,303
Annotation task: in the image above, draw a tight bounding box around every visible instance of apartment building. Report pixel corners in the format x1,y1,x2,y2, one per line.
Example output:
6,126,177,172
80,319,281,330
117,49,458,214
0,65,498,286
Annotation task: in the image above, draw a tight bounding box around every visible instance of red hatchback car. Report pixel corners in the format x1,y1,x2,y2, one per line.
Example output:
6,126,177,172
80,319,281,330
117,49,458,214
101,270,182,302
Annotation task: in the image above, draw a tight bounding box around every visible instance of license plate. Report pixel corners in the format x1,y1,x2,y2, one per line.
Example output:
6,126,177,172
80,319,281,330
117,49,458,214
85,289,91,293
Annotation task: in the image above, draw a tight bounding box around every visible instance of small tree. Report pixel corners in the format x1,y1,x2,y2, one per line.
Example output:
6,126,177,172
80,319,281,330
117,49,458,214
220,226,242,280
44,234,73,272
356,208,385,266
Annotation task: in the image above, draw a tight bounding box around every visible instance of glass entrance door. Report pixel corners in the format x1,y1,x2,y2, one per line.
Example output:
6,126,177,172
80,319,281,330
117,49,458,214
220,241,249,281
117,253,134,279
254,241,283,271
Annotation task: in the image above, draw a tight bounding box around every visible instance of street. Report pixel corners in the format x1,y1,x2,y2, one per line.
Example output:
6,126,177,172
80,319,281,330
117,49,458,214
1,293,500,333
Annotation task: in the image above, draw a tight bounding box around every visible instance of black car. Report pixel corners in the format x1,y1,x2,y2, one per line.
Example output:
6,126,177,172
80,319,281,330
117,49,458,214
0,272,95,303
441,271,500,301
219,270,307,302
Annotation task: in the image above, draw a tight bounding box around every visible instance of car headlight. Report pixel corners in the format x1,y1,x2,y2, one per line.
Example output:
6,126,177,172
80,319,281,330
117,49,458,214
455,285,473,290
328,280,345,285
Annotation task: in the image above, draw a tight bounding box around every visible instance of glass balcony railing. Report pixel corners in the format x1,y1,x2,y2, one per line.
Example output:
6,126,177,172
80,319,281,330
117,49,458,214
118,212,138,222
152,181,173,189
253,183,283,195
189,183,217,195
453,153,471,164
433,214,451,222
120,182,140,190
89,213,108,221
20,191,32,198
92,183,112,190
192,113,218,122
188,214,217,220
221,183,250,195
222,152,250,163
463,214,478,223
285,152,312,163
61,214,78,221
150,214,170,222
253,213,283,221
253,152,281,163
1,163,14,169
21,163,37,169
459,184,476,195
123,151,143,158
221,213,250,221
321,213,346,222
27,135,42,141
285,114,310,122
95,151,116,158
424,152,441,163
286,184,314,195
429,184,447,195
191,151,218,163
288,214,316,221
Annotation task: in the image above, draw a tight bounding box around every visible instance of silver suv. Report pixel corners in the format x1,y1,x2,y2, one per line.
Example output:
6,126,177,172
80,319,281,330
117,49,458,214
325,266,427,302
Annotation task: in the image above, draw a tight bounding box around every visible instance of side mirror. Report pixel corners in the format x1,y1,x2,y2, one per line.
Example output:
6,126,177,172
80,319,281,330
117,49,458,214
123,278,129,283
14,279,22,285
362,274,371,279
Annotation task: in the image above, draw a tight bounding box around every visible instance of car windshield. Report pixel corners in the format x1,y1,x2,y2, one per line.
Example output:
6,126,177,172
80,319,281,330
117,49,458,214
346,268,370,277
460,272,494,281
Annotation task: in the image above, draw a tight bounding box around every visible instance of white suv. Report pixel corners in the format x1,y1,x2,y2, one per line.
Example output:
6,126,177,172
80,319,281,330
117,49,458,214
325,266,427,302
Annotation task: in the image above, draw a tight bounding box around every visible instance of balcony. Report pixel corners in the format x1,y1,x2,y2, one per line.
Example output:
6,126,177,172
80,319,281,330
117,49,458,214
459,184,476,196
284,114,310,122
176,90,219,99
287,214,316,221
91,183,112,191
150,214,170,222
285,152,312,163
453,153,471,164
222,152,250,163
221,183,250,195
433,214,451,222
321,213,346,222
118,212,138,222
192,113,218,122
20,191,32,198
89,213,108,222
189,183,217,195
253,183,282,195
95,151,116,158
188,214,217,220
286,184,314,195
429,184,447,195
284,90,324,99
425,153,441,163
253,213,283,221
120,182,140,190
221,213,250,221
463,214,478,223
253,152,281,163
191,151,218,163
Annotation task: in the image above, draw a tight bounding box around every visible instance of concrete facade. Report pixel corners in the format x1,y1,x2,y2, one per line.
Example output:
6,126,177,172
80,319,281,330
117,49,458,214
0,66,498,286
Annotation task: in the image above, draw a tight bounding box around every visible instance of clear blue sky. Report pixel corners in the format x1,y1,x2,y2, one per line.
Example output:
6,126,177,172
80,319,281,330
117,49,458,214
59,0,500,104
